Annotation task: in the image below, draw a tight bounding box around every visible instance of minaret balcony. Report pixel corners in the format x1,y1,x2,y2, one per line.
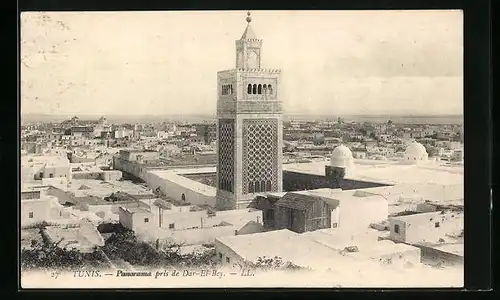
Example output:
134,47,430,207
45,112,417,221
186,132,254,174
245,94,277,101
217,100,283,115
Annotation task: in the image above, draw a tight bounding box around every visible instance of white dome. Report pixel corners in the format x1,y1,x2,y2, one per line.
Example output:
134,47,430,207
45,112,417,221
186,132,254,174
331,145,354,168
404,141,428,162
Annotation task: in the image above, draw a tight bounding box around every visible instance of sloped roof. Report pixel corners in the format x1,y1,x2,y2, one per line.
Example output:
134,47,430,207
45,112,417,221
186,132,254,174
275,192,337,211
240,24,257,40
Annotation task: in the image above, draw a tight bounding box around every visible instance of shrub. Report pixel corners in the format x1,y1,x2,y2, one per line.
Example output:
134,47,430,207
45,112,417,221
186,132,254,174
234,256,307,272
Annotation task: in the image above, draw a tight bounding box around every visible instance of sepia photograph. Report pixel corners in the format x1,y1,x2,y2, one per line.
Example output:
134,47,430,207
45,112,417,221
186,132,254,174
20,10,464,288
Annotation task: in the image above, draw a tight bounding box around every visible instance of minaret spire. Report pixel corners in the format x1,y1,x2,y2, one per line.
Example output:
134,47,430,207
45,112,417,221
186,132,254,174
240,11,257,40
246,11,252,23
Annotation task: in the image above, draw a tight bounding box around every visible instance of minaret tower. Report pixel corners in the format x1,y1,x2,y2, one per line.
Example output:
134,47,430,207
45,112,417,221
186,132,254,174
216,12,283,210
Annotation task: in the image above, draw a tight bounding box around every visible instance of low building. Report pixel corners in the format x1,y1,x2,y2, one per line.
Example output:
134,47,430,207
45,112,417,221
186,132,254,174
146,169,216,207
118,206,155,232
388,211,464,244
274,192,339,233
21,154,72,183
214,229,351,269
303,228,422,266
71,164,122,181
43,219,105,253
21,189,69,227
258,188,388,234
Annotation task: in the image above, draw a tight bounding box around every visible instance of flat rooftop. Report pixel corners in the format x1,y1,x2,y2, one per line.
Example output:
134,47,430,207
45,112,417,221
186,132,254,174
354,183,464,204
283,160,463,186
148,170,216,196
216,229,358,270
432,243,464,256
68,179,154,197
295,188,387,204
302,228,419,258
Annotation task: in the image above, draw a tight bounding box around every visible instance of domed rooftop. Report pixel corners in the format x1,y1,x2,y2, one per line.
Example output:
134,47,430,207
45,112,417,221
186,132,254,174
404,141,428,162
332,144,353,159
330,144,354,168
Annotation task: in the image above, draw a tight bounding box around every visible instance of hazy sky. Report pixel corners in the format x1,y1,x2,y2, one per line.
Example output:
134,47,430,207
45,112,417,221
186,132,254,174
20,10,463,116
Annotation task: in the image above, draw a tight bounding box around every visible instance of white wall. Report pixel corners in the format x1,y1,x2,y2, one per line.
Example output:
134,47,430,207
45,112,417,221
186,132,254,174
339,199,389,232
139,225,238,246
21,197,65,227
21,199,52,226
146,171,216,207
203,209,263,228
390,212,463,244
102,170,123,181
214,239,245,265
159,210,206,230
330,206,340,228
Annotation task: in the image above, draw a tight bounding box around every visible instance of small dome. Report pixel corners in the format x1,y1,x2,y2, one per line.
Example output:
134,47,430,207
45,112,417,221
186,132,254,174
404,141,428,162
331,144,354,168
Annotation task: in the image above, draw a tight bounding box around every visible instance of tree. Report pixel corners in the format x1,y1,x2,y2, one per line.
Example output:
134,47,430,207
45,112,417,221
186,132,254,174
424,145,440,157
234,256,307,272
21,233,110,271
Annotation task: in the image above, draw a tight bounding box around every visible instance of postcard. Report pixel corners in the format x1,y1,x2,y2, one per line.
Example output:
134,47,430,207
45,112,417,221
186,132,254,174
20,10,464,288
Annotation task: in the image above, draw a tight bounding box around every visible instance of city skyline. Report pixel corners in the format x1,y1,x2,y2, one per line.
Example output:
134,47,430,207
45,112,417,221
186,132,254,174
21,10,463,117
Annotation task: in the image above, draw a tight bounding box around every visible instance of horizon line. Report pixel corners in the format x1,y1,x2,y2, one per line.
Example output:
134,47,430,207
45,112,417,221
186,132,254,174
21,113,464,117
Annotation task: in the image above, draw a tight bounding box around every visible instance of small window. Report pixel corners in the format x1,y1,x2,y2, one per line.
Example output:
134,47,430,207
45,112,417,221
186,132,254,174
247,84,252,94
332,223,338,228
248,182,254,193
219,253,222,259
252,84,257,94
49,173,53,178
394,224,400,234
144,218,149,223
226,257,230,263
255,181,260,193
28,212,33,218
435,222,440,228
258,84,262,94
181,193,186,201
266,181,272,192
169,223,175,229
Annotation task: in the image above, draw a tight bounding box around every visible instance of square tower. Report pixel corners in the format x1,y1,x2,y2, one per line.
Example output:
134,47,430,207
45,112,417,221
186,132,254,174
216,13,283,210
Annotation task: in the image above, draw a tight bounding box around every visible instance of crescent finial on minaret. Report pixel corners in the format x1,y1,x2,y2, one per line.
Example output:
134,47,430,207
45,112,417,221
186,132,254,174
246,11,252,23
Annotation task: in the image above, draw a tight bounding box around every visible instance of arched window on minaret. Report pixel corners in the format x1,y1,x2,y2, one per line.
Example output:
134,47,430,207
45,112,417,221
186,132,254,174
255,181,260,193
261,180,266,192
267,85,273,94
266,180,271,192
247,84,252,94
252,84,257,94
248,182,254,193
258,84,262,94
229,85,232,95
263,85,267,95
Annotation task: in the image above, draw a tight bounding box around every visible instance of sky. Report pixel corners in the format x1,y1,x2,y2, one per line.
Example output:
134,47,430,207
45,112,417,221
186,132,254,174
20,10,463,116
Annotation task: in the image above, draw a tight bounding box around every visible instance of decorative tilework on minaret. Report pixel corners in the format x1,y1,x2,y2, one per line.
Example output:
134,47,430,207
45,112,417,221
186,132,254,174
216,11,283,210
